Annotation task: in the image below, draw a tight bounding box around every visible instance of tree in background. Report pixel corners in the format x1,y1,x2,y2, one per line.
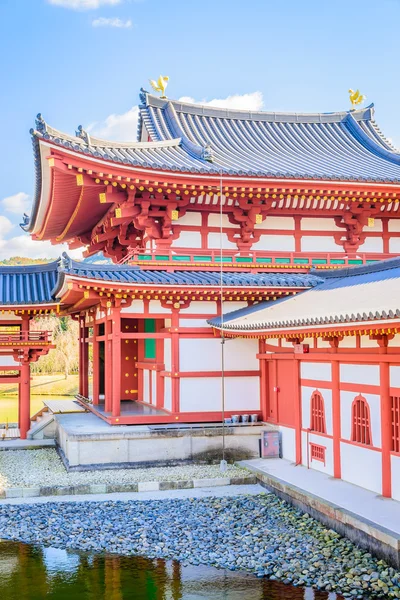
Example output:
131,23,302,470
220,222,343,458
31,316,79,378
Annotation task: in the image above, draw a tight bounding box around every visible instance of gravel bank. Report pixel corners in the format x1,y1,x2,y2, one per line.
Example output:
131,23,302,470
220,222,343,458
0,494,399,598
0,449,248,490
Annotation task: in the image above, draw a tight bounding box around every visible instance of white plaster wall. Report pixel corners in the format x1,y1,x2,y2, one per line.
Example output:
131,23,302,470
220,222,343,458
339,337,357,348
143,371,150,404
176,212,201,226
0,355,18,366
164,339,171,371
179,338,259,371
359,237,383,253
171,231,202,248
164,377,172,411
252,235,295,251
340,364,379,386
366,218,383,232
208,233,237,249
389,238,400,253
179,376,259,412
179,318,210,328
390,365,400,387
301,236,339,252
179,301,217,315
208,214,236,228
96,308,106,319
257,216,295,230
388,334,400,347
280,426,296,461
391,455,400,501
300,362,331,382
121,301,143,314
148,301,174,314
317,339,332,348
301,386,333,435
360,336,379,348
388,220,400,232
340,442,382,494
151,371,156,405
340,391,381,447
301,431,334,475
300,218,340,231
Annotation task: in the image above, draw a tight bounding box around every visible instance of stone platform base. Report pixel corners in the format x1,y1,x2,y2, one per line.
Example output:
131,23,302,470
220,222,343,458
55,413,267,470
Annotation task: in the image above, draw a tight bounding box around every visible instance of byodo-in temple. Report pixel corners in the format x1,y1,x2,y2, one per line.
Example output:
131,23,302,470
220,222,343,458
2,89,400,500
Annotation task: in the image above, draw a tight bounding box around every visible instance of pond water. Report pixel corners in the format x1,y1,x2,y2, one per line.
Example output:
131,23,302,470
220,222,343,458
0,396,70,424
0,541,342,600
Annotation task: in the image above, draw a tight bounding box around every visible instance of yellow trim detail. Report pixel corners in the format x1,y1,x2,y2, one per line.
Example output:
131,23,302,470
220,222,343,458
76,174,84,186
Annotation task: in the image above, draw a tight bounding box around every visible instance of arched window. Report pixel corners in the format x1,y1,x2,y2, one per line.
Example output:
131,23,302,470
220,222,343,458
352,395,372,446
310,390,326,434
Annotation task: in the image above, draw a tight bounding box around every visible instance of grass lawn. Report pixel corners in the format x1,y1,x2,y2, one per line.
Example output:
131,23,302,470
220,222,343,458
0,374,81,397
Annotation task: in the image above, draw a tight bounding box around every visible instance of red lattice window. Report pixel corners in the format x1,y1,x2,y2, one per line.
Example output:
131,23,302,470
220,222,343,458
391,396,400,453
310,443,326,465
351,395,372,446
310,390,326,434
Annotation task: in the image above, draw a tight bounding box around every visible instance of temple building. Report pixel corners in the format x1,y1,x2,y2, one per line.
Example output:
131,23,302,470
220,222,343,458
1,89,400,498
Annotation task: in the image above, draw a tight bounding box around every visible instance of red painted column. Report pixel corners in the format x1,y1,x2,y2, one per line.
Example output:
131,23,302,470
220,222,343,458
259,339,268,421
20,361,31,440
293,357,302,465
104,312,113,413
332,360,341,479
92,323,99,405
82,321,89,399
380,361,392,498
111,307,121,418
171,310,180,414
78,318,83,396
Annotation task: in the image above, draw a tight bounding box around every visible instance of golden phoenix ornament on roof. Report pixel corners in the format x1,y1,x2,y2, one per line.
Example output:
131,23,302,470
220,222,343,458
149,76,169,98
348,89,366,108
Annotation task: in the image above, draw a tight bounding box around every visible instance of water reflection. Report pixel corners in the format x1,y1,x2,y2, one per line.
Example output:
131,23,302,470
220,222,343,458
0,541,342,600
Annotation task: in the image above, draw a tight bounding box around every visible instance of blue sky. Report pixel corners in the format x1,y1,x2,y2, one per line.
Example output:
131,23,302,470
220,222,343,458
1,0,400,258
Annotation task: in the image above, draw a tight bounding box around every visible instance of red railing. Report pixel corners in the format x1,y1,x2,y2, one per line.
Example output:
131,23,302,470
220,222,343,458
120,247,394,269
0,331,51,344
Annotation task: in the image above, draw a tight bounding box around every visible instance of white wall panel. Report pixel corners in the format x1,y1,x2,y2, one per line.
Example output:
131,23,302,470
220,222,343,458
390,365,400,387
164,377,172,412
225,377,260,410
164,339,171,371
301,236,339,252
151,371,156,405
171,231,202,248
340,364,379,385
0,355,18,366
252,235,295,251
148,301,173,314
121,301,142,314
256,216,295,230
179,376,260,412
388,334,400,347
300,362,331,382
388,219,400,232
305,434,334,476
208,233,237,249
208,214,237,228
360,336,379,348
179,338,259,371
340,443,382,494
179,318,210,328
300,218,340,231
391,455,400,501
176,212,202,226
280,426,296,461
389,238,400,253
340,337,357,348
180,301,217,315
359,237,383,253
340,391,381,447
143,371,150,404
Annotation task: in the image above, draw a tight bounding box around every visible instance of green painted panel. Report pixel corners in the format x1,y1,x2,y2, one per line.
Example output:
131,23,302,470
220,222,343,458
138,255,152,261
312,259,327,265
235,257,253,263
172,255,190,261
275,258,291,264
194,256,212,261
330,259,345,264
215,256,233,262
294,258,309,264
256,257,272,263
144,319,156,360
348,260,363,265
155,255,169,261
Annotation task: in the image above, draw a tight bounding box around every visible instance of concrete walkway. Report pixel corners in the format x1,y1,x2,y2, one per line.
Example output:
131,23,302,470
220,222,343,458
0,483,265,506
241,458,400,534
241,458,400,567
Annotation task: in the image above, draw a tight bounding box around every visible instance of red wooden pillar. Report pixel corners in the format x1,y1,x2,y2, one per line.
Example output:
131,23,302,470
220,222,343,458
171,310,180,414
92,323,99,405
259,339,268,421
82,320,89,399
293,357,302,465
111,306,121,418
20,360,31,440
104,312,113,413
380,361,392,498
332,359,341,479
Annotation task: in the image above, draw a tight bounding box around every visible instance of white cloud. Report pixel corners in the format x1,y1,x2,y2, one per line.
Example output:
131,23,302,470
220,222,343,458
0,234,83,261
179,91,264,112
2,192,31,215
92,17,132,28
0,216,13,237
88,92,264,142
48,0,121,10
